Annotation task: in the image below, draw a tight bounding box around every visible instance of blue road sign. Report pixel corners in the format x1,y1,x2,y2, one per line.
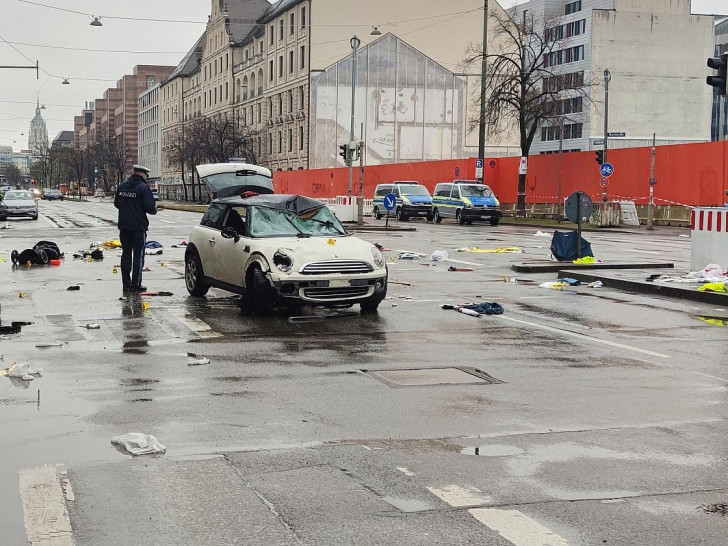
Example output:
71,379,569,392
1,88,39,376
475,159,483,168
383,193,396,211
600,162,614,177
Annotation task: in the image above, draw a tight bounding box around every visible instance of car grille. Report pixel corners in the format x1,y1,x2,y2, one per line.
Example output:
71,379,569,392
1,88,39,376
300,260,372,275
302,286,370,300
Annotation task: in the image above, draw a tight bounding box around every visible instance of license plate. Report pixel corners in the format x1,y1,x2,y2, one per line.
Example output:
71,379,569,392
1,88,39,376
329,279,350,288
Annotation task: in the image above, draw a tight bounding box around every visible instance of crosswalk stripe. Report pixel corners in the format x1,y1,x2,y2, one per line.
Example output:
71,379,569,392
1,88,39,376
426,485,488,507
469,508,570,546
19,465,74,546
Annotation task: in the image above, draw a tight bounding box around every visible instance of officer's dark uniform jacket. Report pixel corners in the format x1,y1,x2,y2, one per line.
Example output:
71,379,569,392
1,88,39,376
114,174,157,230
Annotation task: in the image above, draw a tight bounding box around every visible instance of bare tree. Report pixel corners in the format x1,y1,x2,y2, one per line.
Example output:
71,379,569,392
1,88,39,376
464,8,593,214
65,147,88,197
197,113,260,164
100,135,134,190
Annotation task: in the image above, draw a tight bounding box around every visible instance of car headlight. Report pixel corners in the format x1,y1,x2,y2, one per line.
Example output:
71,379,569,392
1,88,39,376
273,250,294,272
462,198,472,208
370,246,385,268
401,196,410,204
493,198,500,206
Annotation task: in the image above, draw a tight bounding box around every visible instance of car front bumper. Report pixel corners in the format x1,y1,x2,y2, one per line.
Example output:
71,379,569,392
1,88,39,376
402,204,433,217
0,208,37,218
462,207,502,220
271,272,388,304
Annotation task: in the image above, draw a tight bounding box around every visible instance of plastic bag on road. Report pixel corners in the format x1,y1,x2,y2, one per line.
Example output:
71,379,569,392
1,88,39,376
430,250,448,261
111,433,166,456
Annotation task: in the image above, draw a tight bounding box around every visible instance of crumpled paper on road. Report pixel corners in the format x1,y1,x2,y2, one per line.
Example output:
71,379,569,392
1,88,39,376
111,433,166,456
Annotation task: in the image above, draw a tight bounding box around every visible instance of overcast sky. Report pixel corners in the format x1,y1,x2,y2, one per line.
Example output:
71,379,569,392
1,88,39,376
0,0,725,152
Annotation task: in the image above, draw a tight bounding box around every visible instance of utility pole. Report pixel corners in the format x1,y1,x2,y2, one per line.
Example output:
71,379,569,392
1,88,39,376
477,0,489,180
348,36,360,196
357,123,364,225
647,133,656,230
558,117,563,221
603,69,611,164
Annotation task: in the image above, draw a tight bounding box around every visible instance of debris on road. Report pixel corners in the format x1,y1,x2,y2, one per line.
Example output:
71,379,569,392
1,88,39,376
397,252,421,260
1,362,42,381
144,241,164,255
534,231,551,237
67,285,80,291
187,353,210,365
540,281,569,290
441,301,504,317
84,323,101,330
111,433,166,456
374,242,391,251
430,250,448,261
456,246,523,253
139,291,173,296
448,266,474,272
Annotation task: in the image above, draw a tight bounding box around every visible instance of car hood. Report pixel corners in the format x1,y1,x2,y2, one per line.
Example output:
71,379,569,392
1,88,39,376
3,199,36,207
253,235,383,270
464,195,499,206
401,194,432,204
195,162,274,198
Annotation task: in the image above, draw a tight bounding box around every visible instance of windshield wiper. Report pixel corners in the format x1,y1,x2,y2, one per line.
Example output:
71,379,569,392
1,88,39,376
281,213,309,237
302,217,346,235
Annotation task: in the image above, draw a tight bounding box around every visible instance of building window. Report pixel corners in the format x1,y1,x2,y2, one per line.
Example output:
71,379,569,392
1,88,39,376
269,25,274,44
289,51,294,74
279,20,284,40
146,75,155,88
299,125,304,150
269,133,273,153
225,82,228,101
299,86,305,110
565,1,581,15
290,13,295,35
258,103,262,123
278,55,283,77
300,45,306,69
301,6,306,28
288,90,293,112
226,53,229,70
288,128,293,152
278,130,282,153
269,60,274,81
278,93,283,114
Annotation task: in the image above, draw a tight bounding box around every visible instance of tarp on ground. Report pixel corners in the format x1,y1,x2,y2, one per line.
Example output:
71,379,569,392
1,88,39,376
550,230,593,262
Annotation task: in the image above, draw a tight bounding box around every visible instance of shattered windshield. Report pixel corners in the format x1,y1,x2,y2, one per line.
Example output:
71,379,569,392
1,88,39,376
460,185,495,198
249,205,347,238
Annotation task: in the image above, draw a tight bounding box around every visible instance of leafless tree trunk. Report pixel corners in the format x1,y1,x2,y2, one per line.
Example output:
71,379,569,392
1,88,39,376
463,8,593,215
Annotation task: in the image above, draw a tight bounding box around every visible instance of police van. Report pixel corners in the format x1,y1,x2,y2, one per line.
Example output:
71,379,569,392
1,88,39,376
431,180,501,226
371,181,433,221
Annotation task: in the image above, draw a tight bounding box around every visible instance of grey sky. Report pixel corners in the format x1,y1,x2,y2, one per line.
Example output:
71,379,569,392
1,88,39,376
0,0,725,152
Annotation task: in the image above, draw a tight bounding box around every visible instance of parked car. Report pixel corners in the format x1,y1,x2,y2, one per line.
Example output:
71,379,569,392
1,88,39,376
42,188,64,201
185,167,387,314
0,190,39,220
1,185,13,195
432,180,502,225
94,189,105,198
372,181,433,221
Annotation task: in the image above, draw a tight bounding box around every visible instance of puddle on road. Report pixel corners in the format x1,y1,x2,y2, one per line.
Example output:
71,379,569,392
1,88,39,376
210,391,258,398
212,376,247,383
701,503,728,516
127,398,154,403
120,378,161,387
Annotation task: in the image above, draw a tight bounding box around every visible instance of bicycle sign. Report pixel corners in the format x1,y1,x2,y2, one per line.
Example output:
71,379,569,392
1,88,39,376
599,162,614,177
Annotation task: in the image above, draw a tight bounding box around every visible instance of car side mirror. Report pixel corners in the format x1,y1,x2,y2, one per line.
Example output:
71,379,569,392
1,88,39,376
221,226,240,242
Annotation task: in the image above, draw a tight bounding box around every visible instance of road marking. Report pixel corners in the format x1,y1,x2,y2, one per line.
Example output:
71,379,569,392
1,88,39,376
427,485,488,507
169,308,222,338
40,214,59,228
396,467,415,477
469,508,569,546
19,465,74,546
157,218,176,224
499,315,671,359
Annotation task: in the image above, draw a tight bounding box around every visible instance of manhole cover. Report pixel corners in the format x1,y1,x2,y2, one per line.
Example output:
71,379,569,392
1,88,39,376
362,367,503,387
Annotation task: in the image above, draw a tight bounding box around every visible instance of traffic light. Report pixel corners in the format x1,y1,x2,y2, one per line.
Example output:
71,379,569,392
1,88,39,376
595,150,604,165
339,144,348,165
707,53,728,96
94,166,99,174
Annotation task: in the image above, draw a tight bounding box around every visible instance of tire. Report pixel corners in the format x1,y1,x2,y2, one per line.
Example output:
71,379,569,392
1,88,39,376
465,219,473,225
38,250,48,264
185,250,210,296
426,213,434,222
395,207,402,221
32,215,38,221
433,208,443,224
250,266,275,315
360,299,381,313
11,250,18,264
373,206,382,220
490,217,500,226
456,210,466,225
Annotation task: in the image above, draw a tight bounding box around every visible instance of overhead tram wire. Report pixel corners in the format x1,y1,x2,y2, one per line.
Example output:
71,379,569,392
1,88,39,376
3,40,188,55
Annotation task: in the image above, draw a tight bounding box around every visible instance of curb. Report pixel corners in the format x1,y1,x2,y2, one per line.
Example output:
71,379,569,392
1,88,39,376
511,262,675,273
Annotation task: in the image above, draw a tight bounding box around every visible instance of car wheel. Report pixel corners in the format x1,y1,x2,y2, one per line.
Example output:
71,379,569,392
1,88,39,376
465,219,473,225
360,299,381,313
490,217,500,226
185,250,210,296
11,250,18,264
426,213,434,222
38,249,48,264
250,266,275,315
395,207,402,220
372,206,382,220
456,210,466,225
433,208,443,224
32,214,38,221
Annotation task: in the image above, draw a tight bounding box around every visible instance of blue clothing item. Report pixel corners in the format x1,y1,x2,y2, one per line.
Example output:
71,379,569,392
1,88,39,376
114,174,157,231
119,229,146,290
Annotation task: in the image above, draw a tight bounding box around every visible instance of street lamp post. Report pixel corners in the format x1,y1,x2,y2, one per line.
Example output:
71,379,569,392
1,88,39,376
478,0,489,181
602,69,611,203
348,35,360,197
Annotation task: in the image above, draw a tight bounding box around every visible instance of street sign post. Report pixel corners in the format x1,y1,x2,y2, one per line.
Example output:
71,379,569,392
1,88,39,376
600,177,609,188
475,159,483,180
383,192,396,227
564,191,594,258
600,162,614,177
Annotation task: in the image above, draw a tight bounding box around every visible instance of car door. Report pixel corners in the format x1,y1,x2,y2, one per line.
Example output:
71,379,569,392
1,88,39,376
448,185,461,217
197,203,227,280
216,205,251,288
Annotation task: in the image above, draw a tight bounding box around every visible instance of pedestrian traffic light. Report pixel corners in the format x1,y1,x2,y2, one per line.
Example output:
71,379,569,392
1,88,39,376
595,150,604,165
707,53,728,96
94,166,99,174
339,144,348,165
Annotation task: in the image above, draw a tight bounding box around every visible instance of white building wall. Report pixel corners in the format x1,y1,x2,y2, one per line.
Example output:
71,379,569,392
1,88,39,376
138,84,162,178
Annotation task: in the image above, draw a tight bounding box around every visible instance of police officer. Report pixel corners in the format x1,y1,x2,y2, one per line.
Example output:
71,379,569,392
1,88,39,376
114,165,157,292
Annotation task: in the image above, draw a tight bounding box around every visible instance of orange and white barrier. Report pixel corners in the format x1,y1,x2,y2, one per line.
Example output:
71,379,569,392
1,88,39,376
691,208,728,270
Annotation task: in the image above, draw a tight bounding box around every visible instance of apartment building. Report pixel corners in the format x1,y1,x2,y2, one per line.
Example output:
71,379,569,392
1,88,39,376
514,0,714,154
711,17,728,141
138,83,162,179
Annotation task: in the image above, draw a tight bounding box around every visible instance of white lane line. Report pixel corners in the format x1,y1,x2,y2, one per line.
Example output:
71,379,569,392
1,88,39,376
169,308,222,338
427,485,488,507
19,465,74,546
396,467,416,477
498,315,671,359
157,218,176,224
469,508,569,546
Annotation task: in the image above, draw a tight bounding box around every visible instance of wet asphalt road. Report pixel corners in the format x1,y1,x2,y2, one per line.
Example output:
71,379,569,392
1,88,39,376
1,198,728,545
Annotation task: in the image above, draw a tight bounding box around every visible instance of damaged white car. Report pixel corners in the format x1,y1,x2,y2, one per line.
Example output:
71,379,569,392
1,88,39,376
185,164,387,313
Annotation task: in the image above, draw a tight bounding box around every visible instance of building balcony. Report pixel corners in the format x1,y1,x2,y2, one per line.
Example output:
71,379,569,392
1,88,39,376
233,53,264,74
